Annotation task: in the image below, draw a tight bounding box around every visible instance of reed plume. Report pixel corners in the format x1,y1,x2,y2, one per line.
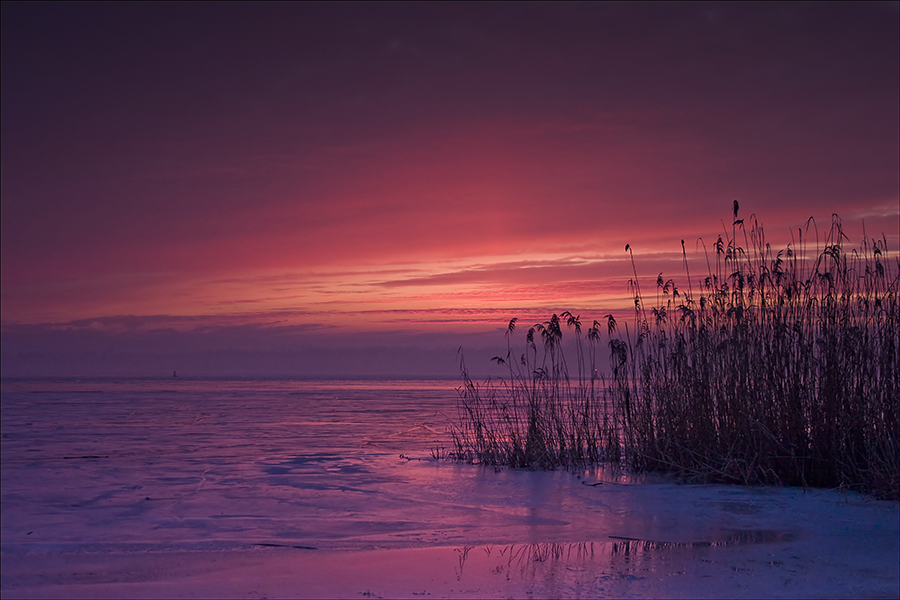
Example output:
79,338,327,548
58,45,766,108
450,210,899,499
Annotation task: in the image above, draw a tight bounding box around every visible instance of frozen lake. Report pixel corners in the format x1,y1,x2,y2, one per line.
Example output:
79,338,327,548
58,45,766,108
2,378,898,598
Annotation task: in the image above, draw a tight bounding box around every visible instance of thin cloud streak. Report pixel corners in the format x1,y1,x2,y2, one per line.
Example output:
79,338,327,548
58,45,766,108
1,3,897,375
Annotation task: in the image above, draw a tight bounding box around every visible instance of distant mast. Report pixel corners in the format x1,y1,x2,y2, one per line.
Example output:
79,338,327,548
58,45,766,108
173,370,178,378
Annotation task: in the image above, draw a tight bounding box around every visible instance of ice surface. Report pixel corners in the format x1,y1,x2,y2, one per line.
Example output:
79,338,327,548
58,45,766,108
2,378,898,598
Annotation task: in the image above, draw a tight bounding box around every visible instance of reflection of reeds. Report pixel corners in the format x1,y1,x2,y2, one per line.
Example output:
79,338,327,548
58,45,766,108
458,533,796,575
451,210,899,499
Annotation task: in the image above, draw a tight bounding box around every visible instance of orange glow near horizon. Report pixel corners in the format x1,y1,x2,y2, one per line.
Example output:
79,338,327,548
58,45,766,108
2,3,897,377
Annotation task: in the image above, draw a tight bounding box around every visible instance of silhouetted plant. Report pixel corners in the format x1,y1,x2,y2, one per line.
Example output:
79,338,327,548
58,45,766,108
451,209,899,500
451,312,619,469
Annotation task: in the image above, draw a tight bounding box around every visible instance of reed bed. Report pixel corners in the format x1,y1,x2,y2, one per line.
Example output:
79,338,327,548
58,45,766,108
452,311,619,469
450,209,899,499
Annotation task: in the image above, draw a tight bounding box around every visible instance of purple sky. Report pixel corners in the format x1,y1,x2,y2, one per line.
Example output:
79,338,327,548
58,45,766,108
2,2,898,377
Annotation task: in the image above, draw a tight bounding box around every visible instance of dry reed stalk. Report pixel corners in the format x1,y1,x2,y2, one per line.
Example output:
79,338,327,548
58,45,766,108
450,211,899,499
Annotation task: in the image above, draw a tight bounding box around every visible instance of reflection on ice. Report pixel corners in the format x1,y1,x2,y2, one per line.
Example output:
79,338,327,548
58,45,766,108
455,533,798,581
607,529,797,549
1,378,898,598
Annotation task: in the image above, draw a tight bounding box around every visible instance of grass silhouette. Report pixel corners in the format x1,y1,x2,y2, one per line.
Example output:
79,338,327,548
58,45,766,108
450,208,899,499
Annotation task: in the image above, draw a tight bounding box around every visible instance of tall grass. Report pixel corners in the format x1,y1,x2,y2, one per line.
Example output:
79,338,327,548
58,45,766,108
451,210,899,499
452,311,619,469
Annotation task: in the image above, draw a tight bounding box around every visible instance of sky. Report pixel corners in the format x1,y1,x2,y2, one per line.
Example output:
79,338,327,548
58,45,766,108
2,2,898,377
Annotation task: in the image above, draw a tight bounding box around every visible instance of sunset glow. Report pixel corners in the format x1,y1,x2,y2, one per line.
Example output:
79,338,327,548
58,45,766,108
2,3,897,376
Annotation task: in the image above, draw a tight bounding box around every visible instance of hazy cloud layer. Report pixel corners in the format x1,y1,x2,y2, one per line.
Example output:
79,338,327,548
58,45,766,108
2,3,897,375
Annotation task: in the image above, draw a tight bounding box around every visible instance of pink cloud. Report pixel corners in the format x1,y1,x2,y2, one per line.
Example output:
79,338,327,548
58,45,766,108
2,3,897,378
